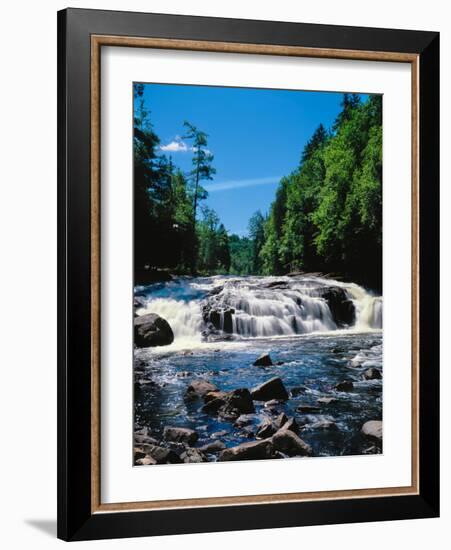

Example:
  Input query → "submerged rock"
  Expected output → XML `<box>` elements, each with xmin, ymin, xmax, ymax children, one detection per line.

<box><xmin>253</xmin><ymin>353</ymin><xmax>273</xmax><ymax>367</ymax></box>
<box><xmin>361</xmin><ymin>420</ymin><xmax>383</xmax><ymax>441</ymax></box>
<box><xmin>297</xmin><ymin>405</ymin><xmax>321</xmax><ymax>413</ymax></box>
<box><xmin>317</xmin><ymin>397</ymin><xmax>338</xmax><ymax>405</ymax></box>
<box><xmin>219</xmin><ymin>439</ymin><xmax>274</xmax><ymax>461</ymax></box>
<box><xmin>251</xmin><ymin>377</ymin><xmax>289</xmax><ymax>402</ymax></box>
<box><xmin>163</xmin><ymin>426</ymin><xmax>198</xmax><ymax>445</ymax></box>
<box><xmin>335</xmin><ymin>380</ymin><xmax>354</xmax><ymax>392</ymax></box>
<box><xmin>134</xmin><ymin>313</ymin><xmax>174</xmax><ymax>347</ymax></box>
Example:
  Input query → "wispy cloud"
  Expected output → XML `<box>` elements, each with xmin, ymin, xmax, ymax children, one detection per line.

<box><xmin>205</xmin><ymin>176</ymin><xmax>281</xmax><ymax>193</ymax></box>
<box><xmin>159</xmin><ymin>137</ymin><xmax>190</xmax><ymax>153</ymax></box>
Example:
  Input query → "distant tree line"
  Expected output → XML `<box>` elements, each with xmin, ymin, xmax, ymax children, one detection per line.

<box><xmin>134</xmin><ymin>84</ymin><xmax>382</xmax><ymax>289</ymax></box>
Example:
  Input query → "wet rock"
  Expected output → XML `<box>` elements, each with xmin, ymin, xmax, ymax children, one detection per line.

<box><xmin>134</xmin><ymin>313</ymin><xmax>174</xmax><ymax>347</ymax></box>
<box><xmin>134</xmin><ymin>448</ymin><xmax>146</xmax><ymax>461</ymax></box>
<box><xmin>297</xmin><ymin>405</ymin><xmax>320</xmax><ymax>413</ymax></box>
<box><xmin>253</xmin><ymin>353</ymin><xmax>273</xmax><ymax>367</ymax></box>
<box><xmin>281</xmin><ymin>417</ymin><xmax>300</xmax><ymax>435</ymax></box>
<box><xmin>203</xmin><ymin>390</ymin><xmax>227</xmax><ymax>403</ymax></box>
<box><xmin>317</xmin><ymin>397</ymin><xmax>338</xmax><ymax>405</ymax></box>
<box><xmin>180</xmin><ymin>448</ymin><xmax>208</xmax><ymax>463</ymax></box>
<box><xmin>335</xmin><ymin>380</ymin><xmax>354</xmax><ymax>392</ymax></box>
<box><xmin>234</xmin><ymin>414</ymin><xmax>258</xmax><ymax>428</ymax></box>
<box><xmin>271</xmin><ymin>429</ymin><xmax>312</xmax><ymax>457</ymax></box>
<box><xmin>361</xmin><ymin>420</ymin><xmax>383</xmax><ymax>441</ymax></box>
<box><xmin>315</xmin><ymin>286</ymin><xmax>355</xmax><ymax>327</ymax></box>
<box><xmin>219</xmin><ymin>388</ymin><xmax>255</xmax><ymax>419</ymax></box>
<box><xmin>255</xmin><ymin>419</ymin><xmax>278</xmax><ymax>439</ymax></box>
<box><xmin>186</xmin><ymin>379</ymin><xmax>218</xmax><ymax>399</ymax></box>
<box><xmin>163</xmin><ymin>426</ymin><xmax>198</xmax><ymax>445</ymax></box>
<box><xmin>201</xmin><ymin>396</ymin><xmax>226</xmax><ymax>414</ymax></box>
<box><xmin>219</xmin><ymin>439</ymin><xmax>274</xmax><ymax>461</ymax></box>
<box><xmin>199</xmin><ymin>440</ymin><xmax>226</xmax><ymax>454</ymax></box>
<box><xmin>274</xmin><ymin>412</ymin><xmax>289</xmax><ymax>429</ymax></box>
<box><xmin>144</xmin><ymin>445</ymin><xmax>182</xmax><ymax>464</ymax></box>
<box><xmin>135</xmin><ymin>455</ymin><xmax>157</xmax><ymax>466</ymax></box>
<box><xmin>290</xmin><ymin>386</ymin><xmax>308</xmax><ymax>397</ymax></box>
<box><xmin>251</xmin><ymin>377</ymin><xmax>289</xmax><ymax>402</ymax></box>
<box><xmin>363</xmin><ymin>368</ymin><xmax>382</xmax><ymax>380</ymax></box>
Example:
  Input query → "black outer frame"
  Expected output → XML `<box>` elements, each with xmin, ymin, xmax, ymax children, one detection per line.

<box><xmin>57</xmin><ymin>8</ymin><xmax>439</xmax><ymax>542</ymax></box>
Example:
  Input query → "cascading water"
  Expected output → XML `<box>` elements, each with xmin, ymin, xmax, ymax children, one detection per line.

<box><xmin>135</xmin><ymin>275</ymin><xmax>382</xmax><ymax>346</ymax></box>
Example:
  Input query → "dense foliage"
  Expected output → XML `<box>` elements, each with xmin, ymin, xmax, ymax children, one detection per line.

<box><xmin>133</xmin><ymin>85</ymin><xmax>382</xmax><ymax>289</ymax></box>
<box><xmin>259</xmin><ymin>93</ymin><xmax>382</xmax><ymax>289</ymax></box>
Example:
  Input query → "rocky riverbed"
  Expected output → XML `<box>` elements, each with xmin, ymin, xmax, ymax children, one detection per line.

<box><xmin>133</xmin><ymin>275</ymin><xmax>383</xmax><ymax>466</ymax></box>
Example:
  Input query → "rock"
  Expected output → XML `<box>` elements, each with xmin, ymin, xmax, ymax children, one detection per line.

<box><xmin>180</xmin><ymin>448</ymin><xmax>207</xmax><ymax>463</ymax></box>
<box><xmin>144</xmin><ymin>445</ymin><xmax>182</xmax><ymax>464</ymax></box>
<box><xmin>186</xmin><ymin>379</ymin><xmax>218</xmax><ymax>399</ymax></box>
<box><xmin>219</xmin><ymin>388</ymin><xmax>255</xmax><ymax>419</ymax></box>
<box><xmin>315</xmin><ymin>286</ymin><xmax>355</xmax><ymax>327</ymax></box>
<box><xmin>203</xmin><ymin>390</ymin><xmax>227</xmax><ymax>403</ymax></box>
<box><xmin>361</xmin><ymin>420</ymin><xmax>383</xmax><ymax>441</ymax></box>
<box><xmin>317</xmin><ymin>397</ymin><xmax>337</xmax><ymax>405</ymax></box>
<box><xmin>308</xmin><ymin>419</ymin><xmax>338</xmax><ymax>430</ymax></box>
<box><xmin>256</xmin><ymin>419</ymin><xmax>278</xmax><ymax>439</ymax></box>
<box><xmin>271</xmin><ymin>429</ymin><xmax>312</xmax><ymax>457</ymax></box>
<box><xmin>199</xmin><ymin>440</ymin><xmax>226</xmax><ymax>453</ymax></box>
<box><xmin>234</xmin><ymin>414</ymin><xmax>258</xmax><ymax>428</ymax></box>
<box><xmin>281</xmin><ymin>417</ymin><xmax>300</xmax><ymax>434</ymax></box>
<box><xmin>274</xmin><ymin>412</ymin><xmax>289</xmax><ymax>429</ymax></box>
<box><xmin>297</xmin><ymin>405</ymin><xmax>321</xmax><ymax>413</ymax></box>
<box><xmin>219</xmin><ymin>439</ymin><xmax>274</xmax><ymax>461</ymax></box>
<box><xmin>251</xmin><ymin>377</ymin><xmax>289</xmax><ymax>402</ymax></box>
<box><xmin>290</xmin><ymin>386</ymin><xmax>307</xmax><ymax>397</ymax></box>
<box><xmin>264</xmin><ymin>399</ymin><xmax>283</xmax><ymax>410</ymax></box>
<box><xmin>135</xmin><ymin>455</ymin><xmax>157</xmax><ymax>466</ymax></box>
<box><xmin>134</xmin><ymin>313</ymin><xmax>174</xmax><ymax>347</ymax></box>
<box><xmin>163</xmin><ymin>426</ymin><xmax>198</xmax><ymax>445</ymax></box>
<box><xmin>253</xmin><ymin>353</ymin><xmax>273</xmax><ymax>367</ymax></box>
<box><xmin>201</xmin><ymin>396</ymin><xmax>226</xmax><ymax>414</ymax></box>
<box><xmin>134</xmin><ymin>448</ymin><xmax>146</xmax><ymax>461</ymax></box>
<box><xmin>363</xmin><ymin>368</ymin><xmax>382</xmax><ymax>380</ymax></box>
<box><xmin>335</xmin><ymin>380</ymin><xmax>354</xmax><ymax>392</ymax></box>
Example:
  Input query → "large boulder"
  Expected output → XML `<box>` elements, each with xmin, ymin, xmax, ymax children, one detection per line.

<box><xmin>251</xmin><ymin>377</ymin><xmax>289</xmax><ymax>402</ymax></box>
<box><xmin>253</xmin><ymin>353</ymin><xmax>273</xmax><ymax>367</ymax></box>
<box><xmin>271</xmin><ymin>428</ymin><xmax>312</xmax><ymax>457</ymax></box>
<box><xmin>219</xmin><ymin>439</ymin><xmax>274</xmax><ymax>461</ymax></box>
<box><xmin>219</xmin><ymin>388</ymin><xmax>255</xmax><ymax>419</ymax></box>
<box><xmin>315</xmin><ymin>286</ymin><xmax>355</xmax><ymax>327</ymax></box>
<box><xmin>185</xmin><ymin>379</ymin><xmax>218</xmax><ymax>399</ymax></box>
<box><xmin>361</xmin><ymin>420</ymin><xmax>383</xmax><ymax>441</ymax></box>
<box><xmin>134</xmin><ymin>313</ymin><xmax>174</xmax><ymax>347</ymax></box>
<box><xmin>163</xmin><ymin>426</ymin><xmax>198</xmax><ymax>445</ymax></box>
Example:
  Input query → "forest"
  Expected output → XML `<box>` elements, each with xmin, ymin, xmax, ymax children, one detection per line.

<box><xmin>134</xmin><ymin>84</ymin><xmax>382</xmax><ymax>290</ymax></box>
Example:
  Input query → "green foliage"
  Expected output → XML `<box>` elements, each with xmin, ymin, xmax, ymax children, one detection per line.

<box><xmin>259</xmin><ymin>94</ymin><xmax>382</xmax><ymax>289</ymax></box>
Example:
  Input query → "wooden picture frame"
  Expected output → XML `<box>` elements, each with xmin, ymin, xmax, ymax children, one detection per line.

<box><xmin>57</xmin><ymin>8</ymin><xmax>439</xmax><ymax>541</ymax></box>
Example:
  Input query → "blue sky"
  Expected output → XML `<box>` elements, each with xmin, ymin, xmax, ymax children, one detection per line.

<box><xmin>139</xmin><ymin>83</ymin><xmax>362</xmax><ymax>235</ymax></box>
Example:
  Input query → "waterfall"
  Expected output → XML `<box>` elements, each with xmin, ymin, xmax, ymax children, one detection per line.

<box><xmin>135</xmin><ymin>275</ymin><xmax>382</xmax><ymax>345</ymax></box>
<box><xmin>136</xmin><ymin>297</ymin><xmax>204</xmax><ymax>346</ymax></box>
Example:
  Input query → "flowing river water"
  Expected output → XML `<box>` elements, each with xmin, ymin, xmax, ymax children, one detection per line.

<box><xmin>134</xmin><ymin>275</ymin><xmax>383</xmax><ymax>461</ymax></box>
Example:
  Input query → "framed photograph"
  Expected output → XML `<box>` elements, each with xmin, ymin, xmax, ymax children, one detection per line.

<box><xmin>57</xmin><ymin>8</ymin><xmax>439</xmax><ymax>541</ymax></box>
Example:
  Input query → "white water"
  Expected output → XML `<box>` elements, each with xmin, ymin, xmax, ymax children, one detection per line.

<box><xmin>136</xmin><ymin>275</ymin><xmax>382</xmax><ymax>346</ymax></box>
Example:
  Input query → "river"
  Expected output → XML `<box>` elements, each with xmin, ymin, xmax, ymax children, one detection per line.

<box><xmin>134</xmin><ymin>275</ymin><xmax>383</xmax><ymax>462</ymax></box>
